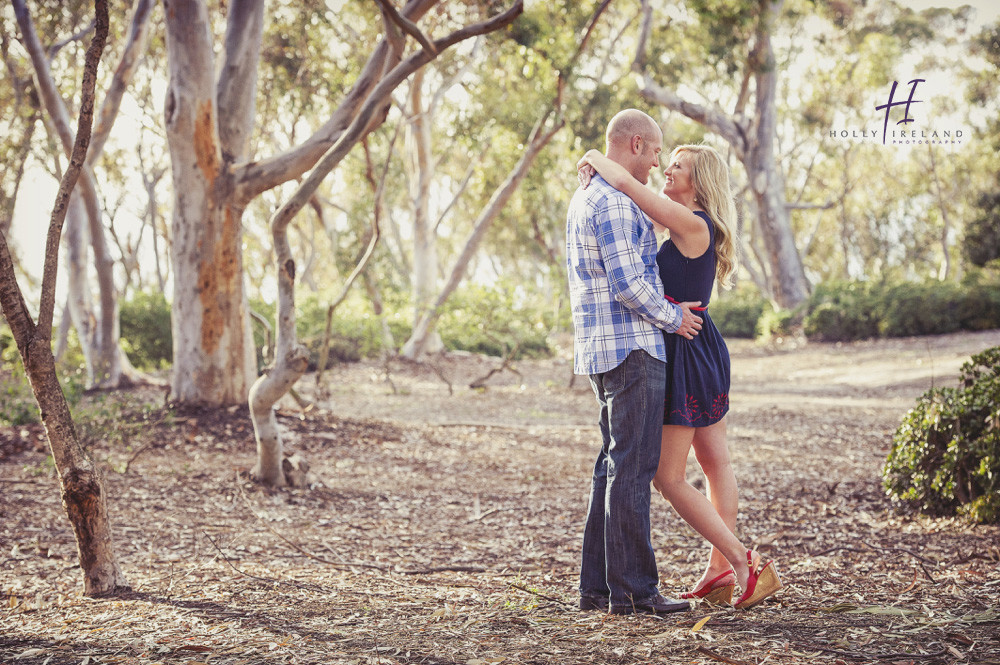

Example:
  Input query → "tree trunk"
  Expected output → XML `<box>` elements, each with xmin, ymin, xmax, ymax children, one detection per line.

<box><xmin>161</xmin><ymin>0</ymin><xmax>442</xmax><ymax>405</ymax></box>
<box><xmin>926</xmin><ymin>142</ymin><xmax>952</xmax><ymax>280</ymax></box>
<box><xmin>0</xmin><ymin>0</ymin><xmax>127</xmax><ymax>597</ymax></box>
<box><xmin>407</xmin><ymin>68</ymin><xmax>443</xmax><ymax>354</ymax></box>
<box><xmin>14</xmin><ymin>0</ymin><xmax>154</xmax><ymax>389</ymax></box>
<box><xmin>247</xmin><ymin>1</ymin><xmax>524</xmax><ymax>485</ymax></box>
<box><xmin>636</xmin><ymin>0</ymin><xmax>810</xmax><ymax>309</ymax></box>
<box><xmin>401</xmin><ymin>113</ymin><xmax>563</xmax><ymax>359</ymax></box>
<box><xmin>162</xmin><ymin>0</ymin><xmax>259</xmax><ymax>405</ymax></box>
<box><xmin>745</xmin><ymin>0</ymin><xmax>809</xmax><ymax>308</ymax></box>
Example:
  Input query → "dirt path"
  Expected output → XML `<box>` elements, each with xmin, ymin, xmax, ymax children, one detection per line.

<box><xmin>2</xmin><ymin>329</ymin><xmax>999</xmax><ymax>665</ymax></box>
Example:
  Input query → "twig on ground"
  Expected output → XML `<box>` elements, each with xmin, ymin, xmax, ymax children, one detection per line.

<box><xmin>506</xmin><ymin>582</ymin><xmax>575</xmax><ymax>608</ymax></box>
<box><xmin>234</xmin><ymin>471</ymin><xmax>387</xmax><ymax>571</ymax></box>
<box><xmin>862</xmin><ymin>540</ymin><xmax>937</xmax><ymax>566</ymax></box>
<box><xmin>121</xmin><ymin>440</ymin><xmax>163</xmax><ymax>474</ymax></box>
<box><xmin>469</xmin><ymin>342</ymin><xmax>521</xmax><ymax>389</ymax></box>
<box><xmin>427</xmin><ymin>359</ymin><xmax>453</xmax><ymax>395</ymax></box>
<box><xmin>696</xmin><ymin>646</ymin><xmax>752</xmax><ymax>665</ymax></box>
<box><xmin>201</xmin><ymin>531</ymin><xmax>330</xmax><ymax>593</ymax></box>
<box><xmin>803</xmin><ymin>644</ymin><xmax>949</xmax><ymax>661</ymax></box>
<box><xmin>399</xmin><ymin>565</ymin><xmax>487</xmax><ymax>575</ymax></box>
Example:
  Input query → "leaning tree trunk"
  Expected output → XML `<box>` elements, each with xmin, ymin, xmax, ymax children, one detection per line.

<box><xmin>401</xmin><ymin>112</ymin><xmax>563</xmax><ymax>359</ymax></box>
<box><xmin>743</xmin><ymin>0</ymin><xmax>809</xmax><ymax>308</ymax></box>
<box><xmin>14</xmin><ymin>0</ymin><xmax>154</xmax><ymax>389</ymax></box>
<box><xmin>0</xmin><ymin>0</ymin><xmax>127</xmax><ymax>597</ymax></box>
<box><xmin>248</xmin><ymin>1</ymin><xmax>525</xmax><ymax>485</ymax></box>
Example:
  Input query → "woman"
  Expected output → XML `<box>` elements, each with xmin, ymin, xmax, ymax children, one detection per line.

<box><xmin>578</xmin><ymin>144</ymin><xmax>781</xmax><ymax>609</ymax></box>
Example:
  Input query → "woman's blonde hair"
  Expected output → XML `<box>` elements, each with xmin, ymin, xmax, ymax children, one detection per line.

<box><xmin>670</xmin><ymin>144</ymin><xmax>739</xmax><ymax>289</ymax></box>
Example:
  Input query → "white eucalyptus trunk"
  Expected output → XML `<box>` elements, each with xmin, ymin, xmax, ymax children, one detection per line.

<box><xmin>401</xmin><ymin>113</ymin><xmax>563</xmax><ymax>359</ymax></box>
<box><xmin>63</xmin><ymin>194</ymin><xmax>97</xmax><ymax>381</ymax></box>
<box><xmin>636</xmin><ymin>0</ymin><xmax>809</xmax><ymax>309</ymax></box>
<box><xmin>248</xmin><ymin>1</ymin><xmax>524</xmax><ymax>484</ymax></box>
<box><xmin>407</xmin><ymin>69</ymin><xmax>443</xmax><ymax>354</ymax></box>
<box><xmin>14</xmin><ymin>0</ymin><xmax>153</xmax><ymax>388</ymax></box>
<box><xmin>745</xmin><ymin>0</ymin><xmax>809</xmax><ymax>308</ymax></box>
<box><xmin>162</xmin><ymin>0</ymin><xmax>259</xmax><ymax>405</ymax></box>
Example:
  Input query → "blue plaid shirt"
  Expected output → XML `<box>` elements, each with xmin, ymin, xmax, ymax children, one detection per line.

<box><xmin>566</xmin><ymin>175</ymin><xmax>683</xmax><ymax>375</ymax></box>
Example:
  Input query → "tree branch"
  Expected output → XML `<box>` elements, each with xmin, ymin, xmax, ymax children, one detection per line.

<box><xmin>234</xmin><ymin>0</ymin><xmax>440</xmax><ymax>202</ymax></box>
<box><xmin>374</xmin><ymin>0</ymin><xmax>437</xmax><ymax>55</ymax></box>
<box><xmin>37</xmin><ymin>0</ymin><xmax>109</xmax><ymax>335</ymax></box>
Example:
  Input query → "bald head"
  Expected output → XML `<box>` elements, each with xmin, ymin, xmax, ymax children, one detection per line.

<box><xmin>604</xmin><ymin>109</ymin><xmax>663</xmax><ymax>184</ymax></box>
<box><xmin>606</xmin><ymin>109</ymin><xmax>661</xmax><ymax>151</ymax></box>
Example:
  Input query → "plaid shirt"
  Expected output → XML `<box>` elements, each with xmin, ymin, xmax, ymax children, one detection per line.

<box><xmin>566</xmin><ymin>175</ymin><xmax>682</xmax><ymax>375</ymax></box>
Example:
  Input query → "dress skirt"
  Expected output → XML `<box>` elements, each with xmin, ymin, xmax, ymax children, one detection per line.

<box><xmin>662</xmin><ymin>310</ymin><xmax>730</xmax><ymax>427</ymax></box>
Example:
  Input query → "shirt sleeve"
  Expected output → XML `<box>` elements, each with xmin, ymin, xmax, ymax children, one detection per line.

<box><xmin>593</xmin><ymin>194</ymin><xmax>683</xmax><ymax>334</ymax></box>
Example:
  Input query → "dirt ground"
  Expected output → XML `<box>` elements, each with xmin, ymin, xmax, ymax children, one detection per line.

<box><xmin>2</xmin><ymin>329</ymin><xmax>1000</xmax><ymax>665</ymax></box>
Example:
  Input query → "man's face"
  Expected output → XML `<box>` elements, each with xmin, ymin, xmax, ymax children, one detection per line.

<box><xmin>632</xmin><ymin>130</ymin><xmax>663</xmax><ymax>185</ymax></box>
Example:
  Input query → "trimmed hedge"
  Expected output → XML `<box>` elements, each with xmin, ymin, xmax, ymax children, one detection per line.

<box><xmin>802</xmin><ymin>271</ymin><xmax>1000</xmax><ymax>342</ymax></box>
<box><xmin>882</xmin><ymin>346</ymin><xmax>1000</xmax><ymax>523</ymax></box>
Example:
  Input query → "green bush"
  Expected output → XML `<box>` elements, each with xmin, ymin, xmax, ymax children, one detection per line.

<box><xmin>711</xmin><ymin>289</ymin><xmax>771</xmax><ymax>338</ymax></box>
<box><xmin>878</xmin><ymin>281</ymin><xmax>963</xmax><ymax>338</ymax></box>
<box><xmin>803</xmin><ymin>280</ymin><xmax>882</xmax><ymax>341</ymax></box>
<box><xmin>120</xmin><ymin>291</ymin><xmax>172</xmax><ymax>370</ymax></box>
<box><xmin>756</xmin><ymin>307</ymin><xmax>798</xmax><ymax>340</ymax></box>
<box><xmin>803</xmin><ymin>275</ymin><xmax>1000</xmax><ymax>342</ymax></box>
<box><xmin>883</xmin><ymin>346</ymin><xmax>1000</xmax><ymax>523</ymax></box>
<box><xmin>438</xmin><ymin>283</ymin><xmax>554</xmax><ymax>359</ymax></box>
<box><xmin>1</xmin><ymin>329</ymin><xmax>38</xmax><ymax>426</ymax></box>
<box><xmin>250</xmin><ymin>295</ymin><xmax>411</xmax><ymax>370</ymax></box>
<box><xmin>1</xmin><ymin>325</ymin><xmax>87</xmax><ymax>426</ymax></box>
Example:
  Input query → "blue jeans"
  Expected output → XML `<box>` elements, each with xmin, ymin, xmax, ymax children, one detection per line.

<box><xmin>580</xmin><ymin>349</ymin><xmax>665</xmax><ymax>605</ymax></box>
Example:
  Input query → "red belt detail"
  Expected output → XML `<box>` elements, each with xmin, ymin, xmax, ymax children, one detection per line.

<box><xmin>665</xmin><ymin>294</ymin><xmax>707</xmax><ymax>311</ymax></box>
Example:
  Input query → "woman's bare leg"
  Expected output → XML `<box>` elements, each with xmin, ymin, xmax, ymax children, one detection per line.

<box><xmin>652</xmin><ymin>423</ymin><xmax>749</xmax><ymax>592</ymax></box>
<box><xmin>690</xmin><ymin>418</ymin><xmax>739</xmax><ymax>588</ymax></box>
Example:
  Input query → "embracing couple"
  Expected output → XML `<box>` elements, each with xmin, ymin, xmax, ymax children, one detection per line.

<box><xmin>566</xmin><ymin>109</ymin><xmax>782</xmax><ymax>615</ymax></box>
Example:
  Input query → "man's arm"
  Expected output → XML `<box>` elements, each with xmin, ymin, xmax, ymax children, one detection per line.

<box><xmin>594</xmin><ymin>195</ymin><xmax>702</xmax><ymax>336</ymax></box>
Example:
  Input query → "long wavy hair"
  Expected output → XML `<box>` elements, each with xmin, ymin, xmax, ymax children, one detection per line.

<box><xmin>670</xmin><ymin>145</ymin><xmax>739</xmax><ymax>289</ymax></box>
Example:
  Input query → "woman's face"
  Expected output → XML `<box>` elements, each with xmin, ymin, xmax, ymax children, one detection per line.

<box><xmin>662</xmin><ymin>151</ymin><xmax>695</xmax><ymax>200</ymax></box>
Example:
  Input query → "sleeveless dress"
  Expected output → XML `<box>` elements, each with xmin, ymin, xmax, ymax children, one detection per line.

<box><xmin>657</xmin><ymin>211</ymin><xmax>730</xmax><ymax>427</ymax></box>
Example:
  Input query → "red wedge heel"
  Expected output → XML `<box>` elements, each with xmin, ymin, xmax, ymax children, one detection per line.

<box><xmin>679</xmin><ymin>570</ymin><xmax>736</xmax><ymax>604</ymax></box>
<box><xmin>734</xmin><ymin>550</ymin><xmax>782</xmax><ymax>609</ymax></box>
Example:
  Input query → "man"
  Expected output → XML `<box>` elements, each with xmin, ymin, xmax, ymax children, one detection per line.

<box><xmin>567</xmin><ymin>109</ymin><xmax>702</xmax><ymax>615</ymax></box>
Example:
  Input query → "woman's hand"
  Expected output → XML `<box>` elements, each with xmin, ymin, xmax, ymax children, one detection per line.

<box><xmin>577</xmin><ymin>150</ymin><xmax>603</xmax><ymax>189</ymax></box>
<box><xmin>577</xmin><ymin>161</ymin><xmax>596</xmax><ymax>189</ymax></box>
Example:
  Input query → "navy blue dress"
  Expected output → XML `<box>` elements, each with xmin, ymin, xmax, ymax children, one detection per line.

<box><xmin>657</xmin><ymin>211</ymin><xmax>730</xmax><ymax>427</ymax></box>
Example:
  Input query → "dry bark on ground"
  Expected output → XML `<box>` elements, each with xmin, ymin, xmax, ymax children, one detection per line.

<box><xmin>2</xmin><ymin>330</ymin><xmax>999</xmax><ymax>665</ymax></box>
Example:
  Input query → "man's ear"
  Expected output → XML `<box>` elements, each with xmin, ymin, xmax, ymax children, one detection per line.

<box><xmin>632</xmin><ymin>136</ymin><xmax>643</xmax><ymax>154</ymax></box>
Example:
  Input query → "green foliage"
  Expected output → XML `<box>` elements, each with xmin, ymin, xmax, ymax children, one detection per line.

<box><xmin>756</xmin><ymin>307</ymin><xmax>798</xmax><ymax>341</ymax></box>
<box><xmin>803</xmin><ymin>280</ymin><xmax>882</xmax><ymax>341</ymax></box>
<box><xmin>437</xmin><ymin>282</ymin><xmax>555</xmax><ymax>359</ymax></box>
<box><xmin>119</xmin><ymin>291</ymin><xmax>173</xmax><ymax>371</ymax></box>
<box><xmin>883</xmin><ymin>346</ymin><xmax>1000</xmax><ymax>523</ymax></box>
<box><xmin>878</xmin><ymin>281</ymin><xmax>964</xmax><ymax>338</ymax></box>
<box><xmin>803</xmin><ymin>275</ymin><xmax>1000</xmax><ymax>342</ymax></box>
<box><xmin>710</xmin><ymin>288</ymin><xmax>772</xmax><ymax>338</ymax></box>
<box><xmin>1</xmin><ymin>329</ymin><xmax>38</xmax><ymax>426</ymax></box>
<box><xmin>963</xmin><ymin>190</ymin><xmax>1000</xmax><ymax>267</ymax></box>
<box><xmin>1</xmin><ymin>325</ymin><xmax>88</xmax><ymax>426</ymax></box>
<box><xmin>293</xmin><ymin>296</ymin><xmax>411</xmax><ymax>368</ymax></box>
